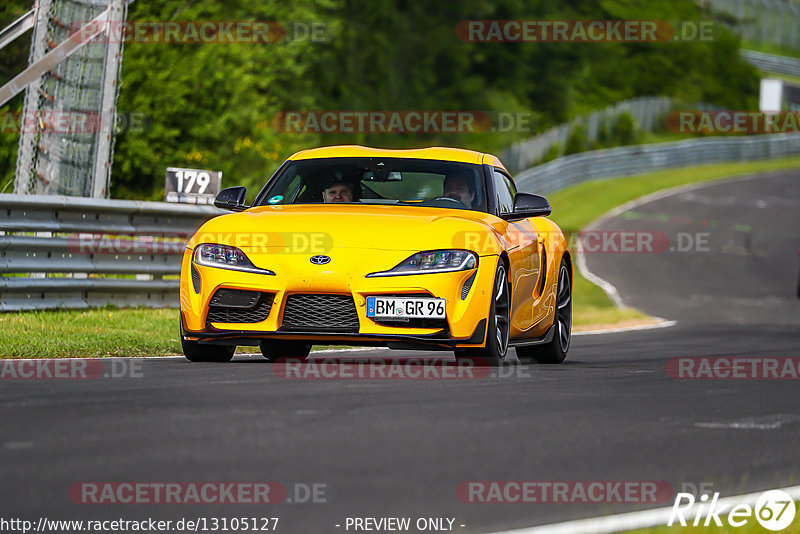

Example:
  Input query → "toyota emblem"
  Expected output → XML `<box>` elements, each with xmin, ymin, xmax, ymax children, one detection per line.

<box><xmin>310</xmin><ymin>255</ymin><xmax>331</xmax><ymax>265</ymax></box>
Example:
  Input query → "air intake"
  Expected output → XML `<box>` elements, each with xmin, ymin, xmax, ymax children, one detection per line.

<box><xmin>281</xmin><ymin>294</ymin><xmax>359</xmax><ymax>332</ymax></box>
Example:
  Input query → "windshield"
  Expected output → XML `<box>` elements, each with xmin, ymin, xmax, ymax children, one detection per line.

<box><xmin>257</xmin><ymin>157</ymin><xmax>487</xmax><ymax>212</ymax></box>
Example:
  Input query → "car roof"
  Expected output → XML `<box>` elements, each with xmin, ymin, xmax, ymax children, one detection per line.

<box><xmin>287</xmin><ymin>145</ymin><xmax>509</xmax><ymax>173</ymax></box>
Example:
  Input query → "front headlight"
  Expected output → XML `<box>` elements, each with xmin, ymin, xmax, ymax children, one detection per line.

<box><xmin>193</xmin><ymin>244</ymin><xmax>275</xmax><ymax>275</ymax></box>
<box><xmin>366</xmin><ymin>250</ymin><xmax>477</xmax><ymax>277</ymax></box>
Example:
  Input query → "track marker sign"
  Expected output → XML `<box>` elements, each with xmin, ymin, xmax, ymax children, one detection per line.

<box><xmin>165</xmin><ymin>167</ymin><xmax>221</xmax><ymax>204</ymax></box>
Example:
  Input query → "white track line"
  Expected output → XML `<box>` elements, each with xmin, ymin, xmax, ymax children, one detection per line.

<box><xmin>489</xmin><ymin>484</ymin><xmax>800</xmax><ymax>534</ymax></box>
<box><xmin>574</xmin><ymin>183</ymin><xmax>709</xmax><ymax>312</ymax></box>
<box><xmin>0</xmin><ymin>347</ymin><xmax>394</xmax><ymax>360</ymax></box>
<box><xmin>573</xmin><ymin>176</ymin><xmax>758</xmax><ymax>325</ymax></box>
<box><xmin>573</xmin><ymin>319</ymin><xmax>676</xmax><ymax>336</ymax></box>
<box><xmin>575</xmin><ymin>245</ymin><xmax>625</xmax><ymax>308</ymax></box>
<box><xmin>310</xmin><ymin>346</ymin><xmax>390</xmax><ymax>354</ymax></box>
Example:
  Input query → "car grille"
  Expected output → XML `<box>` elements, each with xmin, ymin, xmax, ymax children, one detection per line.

<box><xmin>206</xmin><ymin>290</ymin><xmax>274</xmax><ymax>324</ymax></box>
<box><xmin>281</xmin><ymin>294</ymin><xmax>360</xmax><ymax>332</ymax></box>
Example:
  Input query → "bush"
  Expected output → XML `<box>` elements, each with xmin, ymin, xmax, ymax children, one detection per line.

<box><xmin>540</xmin><ymin>143</ymin><xmax>562</xmax><ymax>164</ymax></box>
<box><xmin>564</xmin><ymin>123</ymin><xmax>589</xmax><ymax>155</ymax></box>
<box><xmin>596</xmin><ymin>119</ymin><xmax>612</xmax><ymax>148</ymax></box>
<box><xmin>613</xmin><ymin>112</ymin><xmax>640</xmax><ymax>146</ymax></box>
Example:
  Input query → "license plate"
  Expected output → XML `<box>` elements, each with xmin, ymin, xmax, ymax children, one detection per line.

<box><xmin>366</xmin><ymin>297</ymin><xmax>446</xmax><ymax>319</ymax></box>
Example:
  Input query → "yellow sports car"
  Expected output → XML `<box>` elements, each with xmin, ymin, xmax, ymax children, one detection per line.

<box><xmin>179</xmin><ymin>146</ymin><xmax>571</xmax><ymax>366</ymax></box>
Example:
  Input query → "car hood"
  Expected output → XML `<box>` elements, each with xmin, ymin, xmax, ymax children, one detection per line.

<box><xmin>188</xmin><ymin>204</ymin><xmax>507</xmax><ymax>254</ymax></box>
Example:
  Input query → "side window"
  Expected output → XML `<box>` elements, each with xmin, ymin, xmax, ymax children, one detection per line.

<box><xmin>492</xmin><ymin>169</ymin><xmax>516</xmax><ymax>216</ymax></box>
<box><xmin>284</xmin><ymin>174</ymin><xmax>304</xmax><ymax>203</ymax></box>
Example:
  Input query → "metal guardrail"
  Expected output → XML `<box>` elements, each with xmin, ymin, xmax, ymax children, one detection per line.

<box><xmin>742</xmin><ymin>50</ymin><xmax>800</xmax><ymax>78</ymax></box>
<box><xmin>514</xmin><ymin>133</ymin><xmax>800</xmax><ymax>195</ymax></box>
<box><xmin>0</xmin><ymin>195</ymin><xmax>221</xmax><ymax>311</ymax></box>
<box><xmin>502</xmin><ymin>97</ymin><xmax>675</xmax><ymax>174</ymax></box>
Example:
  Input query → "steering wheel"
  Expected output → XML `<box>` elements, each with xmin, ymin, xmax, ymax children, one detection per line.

<box><xmin>430</xmin><ymin>196</ymin><xmax>468</xmax><ymax>208</ymax></box>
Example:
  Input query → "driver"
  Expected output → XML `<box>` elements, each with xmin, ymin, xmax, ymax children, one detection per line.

<box><xmin>442</xmin><ymin>170</ymin><xmax>476</xmax><ymax>207</ymax></box>
<box><xmin>322</xmin><ymin>173</ymin><xmax>357</xmax><ymax>203</ymax></box>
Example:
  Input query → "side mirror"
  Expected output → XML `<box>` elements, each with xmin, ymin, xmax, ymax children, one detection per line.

<box><xmin>502</xmin><ymin>193</ymin><xmax>552</xmax><ymax>220</ymax></box>
<box><xmin>214</xmin><ymin>186</ymin><xmax>249</xmax><ymax>212</ymax></box>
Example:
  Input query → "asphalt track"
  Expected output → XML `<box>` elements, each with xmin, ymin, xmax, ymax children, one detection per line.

<box><xmin>1</xmin><ymin>170</ymin><xmax>799</xmax><ymax>533</ymax></box>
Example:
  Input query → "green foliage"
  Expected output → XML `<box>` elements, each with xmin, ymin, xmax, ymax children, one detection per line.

<box><xmin>596</xmin><ymin>118</ymin><xmax>612</xmax><ymax>148</ymax></box>
<box><xmin>0</xmin><ymin>2</ymin><xmax>33</xmax><ymax>192</ymax></box>
<box><xmin>0</xmin><ymin>0</ymin><xmax>761</xmax><ymax>198</ymax></box>
<box><xmin>564</xmin><ymin>123</ymin><xmax>589</xmax><ymax>155</ymax></box>
<box><xmin>541</xmin><ymin>143</ymin><xmax>562</xmax><ymax>163</ymax></box>
<box><xmin>111</xmin><ymin>0</ymin><xmax>330</xmax><ymax>200</ymax></box>
<box><xmin>613</xmin><ymin>111</ymin><xmax>640</xmax><ymax>145</ymax></box>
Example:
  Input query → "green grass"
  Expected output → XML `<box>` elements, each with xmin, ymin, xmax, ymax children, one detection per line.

<box><xmin>0</xmin><ymin>307</ymin><xmax>182</xmax><ymax>358</ymax></box>
<box><xmin>741</xmin><ymin>42</ymin><xmax>800</xmax><ymax>85</ymax></box>
<box><xmin>0</xmin><ymin>306</ymin><xmax>359</xmax><ymax>358</ymax></box>
<box><xmin>742</xmin><ymin>41</ymin><xmax>800</xmax><ymax>61</ymax></box>
<box><xmin>761</xmin><ymin>71</ymin><xmax>800</xmax><ymax>86</ymax></box>
<box><xmin>637</xmin><ymin>131</ymin><xmax>696</xmax><ymax>145</ymax></box>
<box><xmin>2</xmin><ymin>156</ymin><xmax>800</xmax><ymax>357</ymax></box>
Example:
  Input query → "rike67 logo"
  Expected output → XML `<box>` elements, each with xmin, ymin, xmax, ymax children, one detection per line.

<box><xmin>668</xmin><ymin>489</ymin><xmax>796</xmax><ymax>531</ymax></box>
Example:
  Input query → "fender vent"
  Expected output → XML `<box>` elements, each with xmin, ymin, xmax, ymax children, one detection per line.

<box><xmin>460</xmin><ymin>271</ymin><xmax>477</xmax><ymax>300</ymax></box>
<box><xmin>536</xmin><ymin>244</ymin><xmax>547</xmax><ymax>297</ymax></box>
<box><xmin>191</xmin><ymin>263</ymin><xmax>201</xmax><ymax>294</ymax></box>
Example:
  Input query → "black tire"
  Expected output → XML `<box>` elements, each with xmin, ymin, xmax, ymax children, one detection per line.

<box><xmin>260</xmin><ymin>340</ymin><xmax>312</xmax><ymax>361</ymax></box>
<box><xmin>456</xmin><ymin>260</ymin><xmax>511</xmax><ymax>367</ymax></box>
<box><xmin>518</xmin><ymin>257</ymin><xmax>571</xmax><ymax>364</ymax></box>
<box><xmin>181</xmin><ymin>337</ymin><xmax>235</xmax><ymax>362</ymax></box>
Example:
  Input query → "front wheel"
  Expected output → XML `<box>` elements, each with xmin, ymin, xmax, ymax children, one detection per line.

<box><xmin>181</xmin><ymin>337</ymin><xmax>235</xmax><ymax>362</ymax></box>
<box><xmin>518</xmin><ymin>257</ymin><xmax>571</xmax><ymax>364</ymax></box>
<box><xmin>456</xmin><ymin>260</ymin><xmax>511</xmax><ymax>367</ymax></box>
<box><xmin>260</xmin><ymin>340</ymin><xmax>312</xmax><ymax>361</ymax></box>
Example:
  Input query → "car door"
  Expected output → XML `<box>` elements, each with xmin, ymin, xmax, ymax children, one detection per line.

<box><xmin>491</xmin><ymin>168</ymin><xmax>541</xmax><ymax>336</ymax></box>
